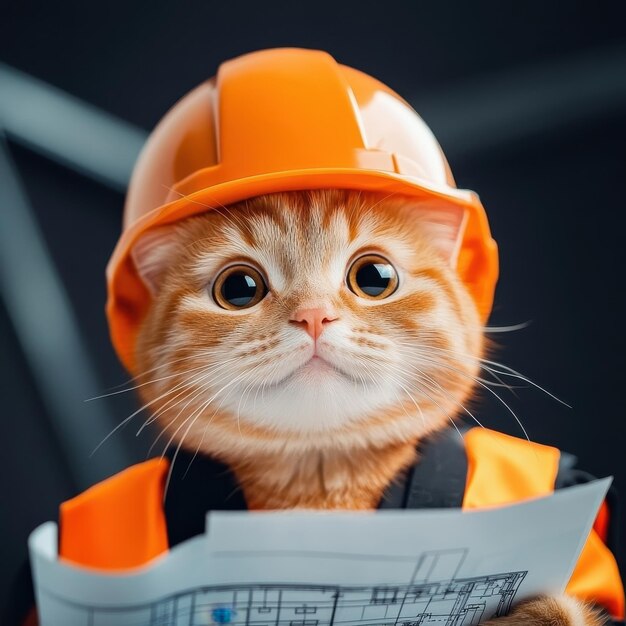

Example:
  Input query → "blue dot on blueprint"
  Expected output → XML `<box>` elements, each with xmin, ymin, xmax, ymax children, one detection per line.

<box><xmin>212</xmin><ymin>607</ymin><xmax>236</xmax><ymax>624</ymax></box>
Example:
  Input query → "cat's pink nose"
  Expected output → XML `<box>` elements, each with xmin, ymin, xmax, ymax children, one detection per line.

<box><xmin>289</xmin><ymin>307</ymin><xmax>339</xmax><ymax>340</ymax></box>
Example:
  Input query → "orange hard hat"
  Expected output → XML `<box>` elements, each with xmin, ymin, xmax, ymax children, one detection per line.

<box><xmin>107</xmin><ymin>47</ymin><xmax>498</xmax><ymax>374</ymax></box>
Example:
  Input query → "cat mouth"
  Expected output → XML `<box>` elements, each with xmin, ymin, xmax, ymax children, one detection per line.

<box><xmin>304</xmin><ymin>355</ymin><xmax>332</xmax><ymax>368</ymax></box>
<box><xmin>264</xmin><ymin>355</ymin><xmax>357</xmax><ymax>388</ymax></box>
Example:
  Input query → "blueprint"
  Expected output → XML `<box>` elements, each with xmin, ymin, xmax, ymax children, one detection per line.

<box><xmin>29</xmin><ymin>478</ymin><xmax>611</xmax><ymax>626</ymax></box>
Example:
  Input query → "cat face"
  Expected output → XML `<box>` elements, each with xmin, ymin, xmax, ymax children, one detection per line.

<box><xmin>133</xmin><ymin>190</ymin><xmax>483</xmax><ymax>458</ymax></box>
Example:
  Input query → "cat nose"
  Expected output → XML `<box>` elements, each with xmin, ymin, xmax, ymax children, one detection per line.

<box><xmin>289</xmin><ymin>307</ymin><xmax>339</xmax><ymax>340</ymax></box>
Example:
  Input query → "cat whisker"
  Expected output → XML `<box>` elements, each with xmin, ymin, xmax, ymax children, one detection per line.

<box><xmin>478</xmin><ymin>362</ymin><xmax>570</xmax><ymax>407</ymax></box>
<box><xmin>145</xmin><ymin>364</ymin><xmax>242</xmax><ymax>456</ymax></box>
<box><xmin>257</xmin><ymin>355</ymin><xmax>299</xmax><ymax>418</ymax></box>
<box><xmin>352</xmin><ymin>351</ymin><xmax>401</xmax><ymax>388</ymax></box>
<box><xmin>407</xmin><ymin>344</ymin><xmax>520</xmax><ymax>393</ymax></box>
<box><xmin>182</xmin><ymin>425</ymin><xmax>208</xmax><ymax>480</ymax></box>
<box><xmin>161</xmin><ymin>366</ymin><xmax>255</xmax><ymax>502</ymax></box>
<box><xmin>190</xmin><ymin>363</ymin><xmax>257</xmax><ymax>446</ymax></box>
<box><xmin>137</xmin><ymin>359</ymin><xmax>241</xmax><ymax>435</ymax></box>
<box><xmin>162</xmin><ymin>364</ymin><xmax>252</xmax><ymax>456</ymax></box>
<box><xmin>147</xmin><ymin>384</ymin><xmax>221</xmax><ymax>457</ymax></box>
<box><xmin>85</xmin><ymin>359</ymin><xmax>217</xmax><ymax>401</ymax></box>
<box><xmin>416</xmin><ymin>342</ymin><xmax>571</xmax><ymax>408</ymax></box>
<box><xmin>394</xmin><ymin>333</ymin><xmax>569</xmax><ymax>406</ymax></box>
<box><xmin>89</xmin><ymin>367</ymin><xmax>213</xmax><ymax>457</ymax></box>
<box><xmin>361</xmin><ymin>357</ymin><xmax>427</xmax><ymax>430</ymax></box>
<box><xmin>390</xmin><ymin>364</ymin><xmax>484</xmax><ymax>428</ymax></box>
<box><xmin>84</xmin><ymin>348</ymin><xmax>226</xmax><ymax>400</ymax></box>
<box><xmin>95</xmin><ymin>356</ymin><xmax>241</xmax><ymax>457</ymax></box>
<box><xmin>259</xmin><ymin>354</ymin><xmax>286</xmax><ymax>406</ymax></box>
<box><xmin>380</xmin><ymin>360</ymin><xmax>463</xmax><ymax>440</ymax></box>
<box><xmin>403</xmin><ymin>362</ymin><xmax>486</xmax><ymax>430</ymax></box>
<box><xmin>157</xmin><ymin>369</ymin><xmax>243</xmax><ymax>470</ymax></box>
<box><xmin>402</xmin><ymin>350</ymin><xmax>533</xmax><ymax>444</ymax></box>
<box><xmin>136</xmin><ymin>360</ymin><xmax>241</xmax><ymax>440</ymax></box>
<box><xmin>143</xmin><ymin>381</ymin><xmax>209</xmax><ymax>449</ymax></box>
<box><xmin>235</xmin><ymin>360</ymin><xmax>269</xmax><ymax>437</ymax></box>
<box><xmin>185</xmin><ymin>390</ymin><xmax>238</xmax><ymax>478</ymax></box>
<box><xmin>481</xmin><ymin>321</ymin><xmax>532</xmax><ymax>333</ymax></box>
<box><xmin>352</xmin><ymin>358</ymin><xmax>373</xmax><ymax>394</ymax></box>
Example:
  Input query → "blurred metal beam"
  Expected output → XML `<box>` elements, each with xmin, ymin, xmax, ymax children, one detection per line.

<box><xmin>0</xmin><ymin>136</ymin><xmax>131</xmax><ymax>489</ymax></box>
<box><xmin>0</xmin><ymin>64</ymin><xmax>146</xmax><ymax>193</ymax></box>
<box><xmin>415</xmin><ymin>43</ymin><xmax>626</xmax><ymax>161</ymax></box>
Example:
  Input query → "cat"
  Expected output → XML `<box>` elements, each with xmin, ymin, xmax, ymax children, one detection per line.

<box><xmin>130</xmin><ymin>188</ymin><xmax>606</xmax><ymax>626</ymax></box>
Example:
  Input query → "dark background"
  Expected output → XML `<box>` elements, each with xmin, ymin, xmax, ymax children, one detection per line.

<box><xmin>1</xmin><ymin>0</ymin><xmax>625</xmax><ymax>619</ymax></box>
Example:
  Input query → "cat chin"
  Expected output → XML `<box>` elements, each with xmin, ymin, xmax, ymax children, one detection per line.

<box><xmin>217</xmin><ymin>370</ymin><xmax>402</xmax><ymax>434</ymax></box>
<box><xmin>173</xmin><ymin>401</ymin><xmax>438</xmax><ymax>462</ymax></box>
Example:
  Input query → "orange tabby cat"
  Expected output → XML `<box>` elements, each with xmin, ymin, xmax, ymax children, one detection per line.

<box><xmin>131</xmin><ymin>189</ymin><xmax>606</xmax><ymax>626</ymax></box>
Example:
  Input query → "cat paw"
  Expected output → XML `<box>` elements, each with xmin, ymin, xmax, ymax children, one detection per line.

<box><xmin>481</xmin><ymin>595</ymin><xmax>608</xmax><ymax>626</ymax></box>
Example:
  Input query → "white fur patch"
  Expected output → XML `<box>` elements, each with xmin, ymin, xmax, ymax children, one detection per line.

<box><xmin>554</xmin><ymin>595</ymin><xmax>593</xmax><ymax>626</ymax></box>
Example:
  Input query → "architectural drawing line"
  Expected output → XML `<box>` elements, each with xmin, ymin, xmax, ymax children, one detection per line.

<box><xmin>41</xmin><ymin>570</ymin><xmax>528</xmax><ymax>626</ymax></box>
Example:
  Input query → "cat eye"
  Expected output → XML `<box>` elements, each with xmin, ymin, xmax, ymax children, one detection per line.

<box><xmin>212</xmin><ymin>265</ymin><xmax>268</xmax><ymax>310</ymax></box>
<box><xmin>346</xmin><ymin>254</ymin><xmax>398</xmax><ymax>300</ymax></box>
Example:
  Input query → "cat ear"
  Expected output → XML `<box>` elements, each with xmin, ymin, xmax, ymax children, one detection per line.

<box><xmin>413</xmin><ymin>203</ymin><xmax>468</xmax><ymax>267</ymax></box>
<box><xmin>131</xmin><ymin>226</ymin><xmax>180</xmax><ymax>295</ymax></box>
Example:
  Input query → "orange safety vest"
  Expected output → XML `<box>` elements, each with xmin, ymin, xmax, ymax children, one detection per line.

<box><xmin>58</xmin><ymin>426</ymin><xmax>625</xmax><ymax>620</ymax></box>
